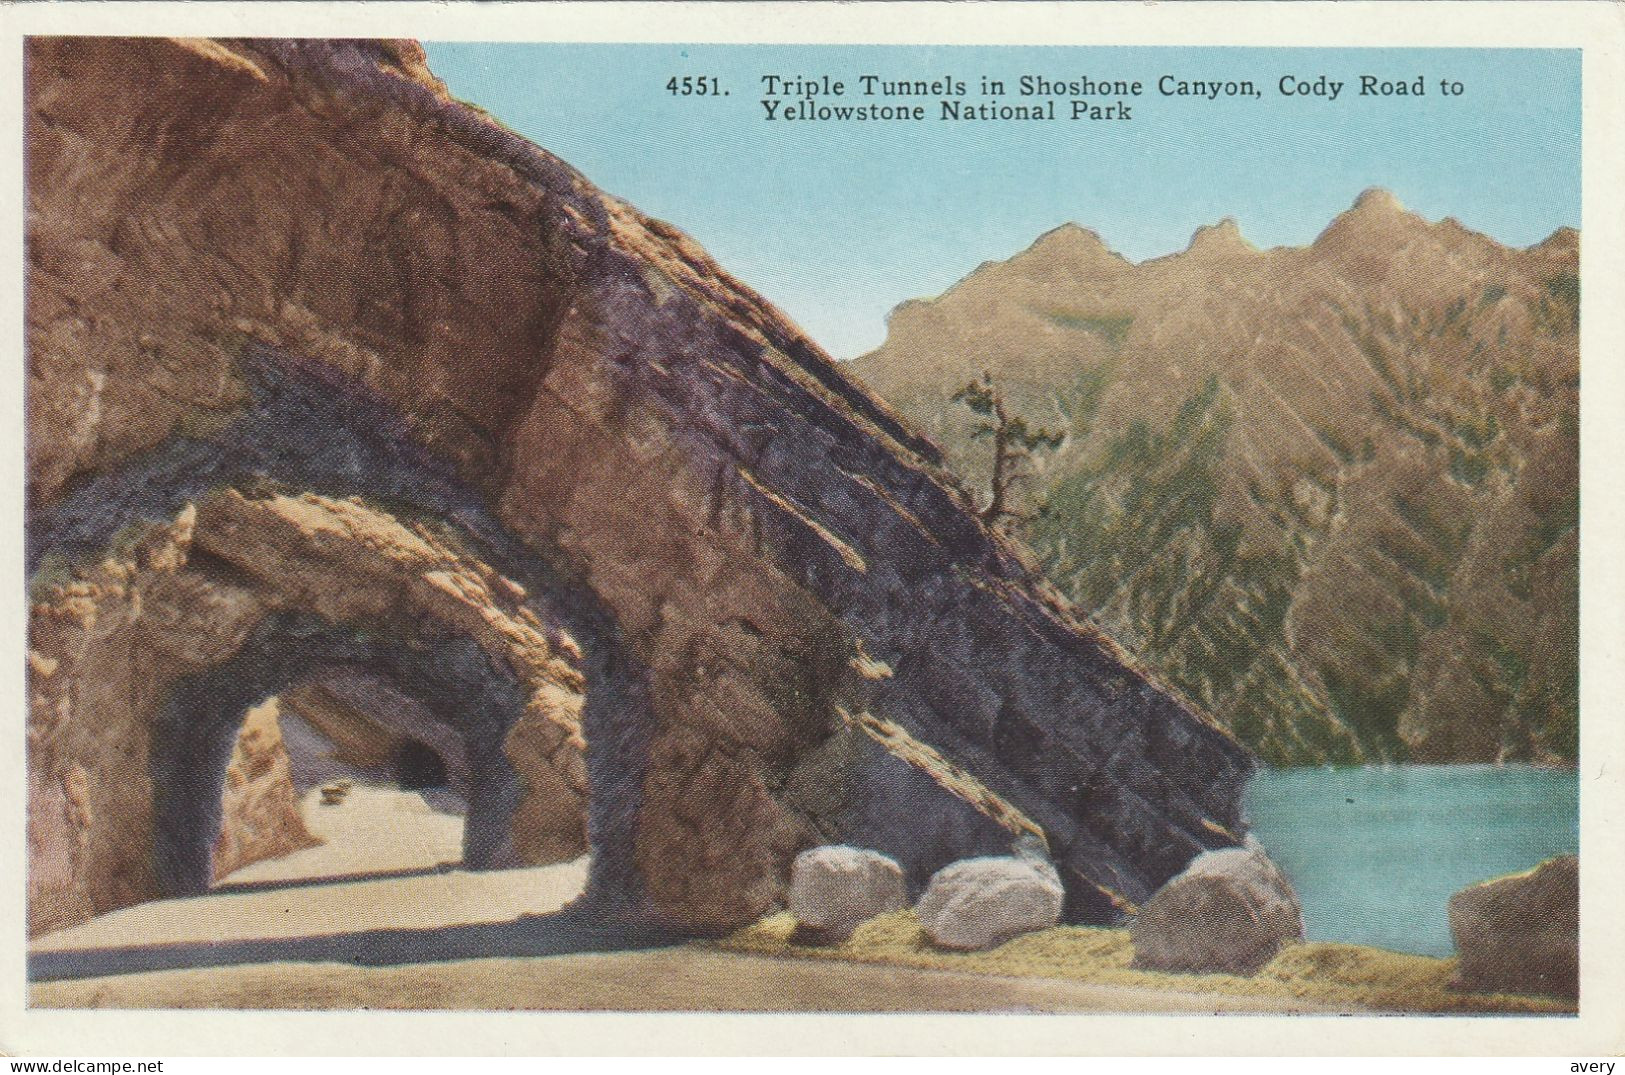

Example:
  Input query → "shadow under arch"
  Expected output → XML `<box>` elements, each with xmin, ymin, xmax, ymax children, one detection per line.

<box><xmin>151</xmin><ymin>611</ymin><xmax>531</xmax><ymax>897</ymax></box>
<box><xmin>28</xmin><ymin>901</ymin><xmax>688</xmax><ymax>985</ymax></box>
<box><xmin>393</xmin><ymin>740</ymin><xmax>450</xmax><ymax>791</ymax></box>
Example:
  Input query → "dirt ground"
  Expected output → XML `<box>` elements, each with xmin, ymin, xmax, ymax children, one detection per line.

<box><xmin>29</xmin><ymin>786</ymin><xmax>1344</xmax><ymax>1013</ymax></box>
<box><xmin>33</xmin><ymin>786</ymin><xmax>588</xmax><ymax>955</ymax></box>
<box><xmin>31</xmin><ymin>945</ymin><xmax>1347</xmax><ymax>1012</ymax></box>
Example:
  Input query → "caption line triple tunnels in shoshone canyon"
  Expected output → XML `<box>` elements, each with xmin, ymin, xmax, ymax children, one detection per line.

<box><xmin>25</xmin><ymin>36</ymin><xmax>1253</xmax><ymax>939</ymax></box>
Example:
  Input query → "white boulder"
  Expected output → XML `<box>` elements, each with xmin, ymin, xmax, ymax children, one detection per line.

<box><xmin>1130</xmin><ymin>836</ymin><xmax>1304</xmax><ymax>975</ymax></box>
<box><xmin>916</xmin><ymin>854</ymin><xmax>1065</xmax><ymax>951</ymax></box>
<box><xmin>788</xmin><ymin>844</ymin><xmax>907</xmax><ymax>941</ymax></box>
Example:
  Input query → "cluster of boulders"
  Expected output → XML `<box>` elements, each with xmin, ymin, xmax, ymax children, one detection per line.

<box><xmin>789</xmin><ymin>836</ymin><xmax>1302</xmax><ymax>965</ymax></box>
<box><xmin>789</xmin><ymin>842</ymin><xmax>1064</xmax><ymax>950</ymax></box>
<box><xmin>789</xmin><ymin>840</ymin><xmax>1579</xmax><ymax>1002</ymax></box>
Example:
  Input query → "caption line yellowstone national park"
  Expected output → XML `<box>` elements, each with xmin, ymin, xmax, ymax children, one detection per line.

<box><xmin>749</xmin><ymin>71</ymin><xmax>1459</xmax><ymax>123</ymax></box>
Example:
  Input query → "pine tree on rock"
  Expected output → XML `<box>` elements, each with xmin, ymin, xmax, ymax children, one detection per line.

<box><xmin>952</xmin><ymin>372</ymin><xmax>1065</xmax><ymax>531</ymax></box>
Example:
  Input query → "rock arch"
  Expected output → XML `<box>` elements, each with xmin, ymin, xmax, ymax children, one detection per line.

<box><xmin>149</xmin><ymin>611</ymin><xmax>537</xmax><ymax>896</ymax></box>
<box><xmin>27</xmin><ymin>486</ymin><xmax>592</xmax><ymax>930</ymax></box>
<box><xmin>27</xmin><ymin>36</ymin><xmax>1255</xmax><ymax>939</ymax></box>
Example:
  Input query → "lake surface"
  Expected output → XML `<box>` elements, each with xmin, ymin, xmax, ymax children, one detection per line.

<box><xmin>1244</xmin><ymin>764</ymin><xmax>1578</xmax><ymax>957</ymax></box>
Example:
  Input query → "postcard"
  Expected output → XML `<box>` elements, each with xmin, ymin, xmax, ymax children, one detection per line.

<box><xmin>3</xmin><ymin>0</ymin><xmax>1623</xmax><ymax>1058</ymax></box>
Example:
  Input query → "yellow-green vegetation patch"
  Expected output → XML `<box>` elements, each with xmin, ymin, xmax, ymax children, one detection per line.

<box><xmin>716</xmin><ymin>911</ymin><xmax>1573</xmax><ymax>1015</ymax></box>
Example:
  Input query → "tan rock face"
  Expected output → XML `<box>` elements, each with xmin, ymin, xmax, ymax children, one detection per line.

<box><xmin>28</xmin><ymin>511</ymin><xmax>265</xmax><ymax>935</ymax></box>
<box><xmin>27</xmin><ymin>37</ymin><xmax>1253</xmax><ymax>937</ymax></box>
<box><xmin>27</xmin><ymin>493</ymin><xmax>588</xmax><ymax>934</ymax></box>
<box><xmin>212</xmin><ymin>700</ymin><xmax>320</xmax><ymax>881</ymax></box>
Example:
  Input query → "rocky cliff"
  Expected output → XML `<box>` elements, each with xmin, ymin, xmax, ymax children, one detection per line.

<box><xmin>853</xmin><ymin>196</ymin><xmax>1578</xmax><ymax>766</ymax></box>
<box><xmin>26</xmin><ymin>37</ymin><xmax>1252</xmax><ymax>937</ymax></box>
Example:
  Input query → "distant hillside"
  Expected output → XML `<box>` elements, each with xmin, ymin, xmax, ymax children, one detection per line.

<box><xmin>850</xmin><ymin>190</ymin><xmax>1578</xmax><ymax>766</ymax></box>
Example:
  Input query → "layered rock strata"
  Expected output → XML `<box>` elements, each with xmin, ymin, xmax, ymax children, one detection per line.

<box><xmin>26</xmin><ymin>36</ymin><xmax>1253</xmax><ymax>936</ymax></box>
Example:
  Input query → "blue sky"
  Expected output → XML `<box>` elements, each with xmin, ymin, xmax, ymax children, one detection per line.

<box><xmin>424</xmin><ymin>44</ymin><xmax>1581</xmax><ymax>358</ymax></box>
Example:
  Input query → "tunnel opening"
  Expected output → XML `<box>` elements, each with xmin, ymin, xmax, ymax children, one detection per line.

<box><xmin>150</xmin><ymin>611</ymin><xmax>539</xmax><ymax>898</ymax></box>
<box><xmin>28</xmin><ymin>349</ymin><xmax>642</xmax><ymax>934</ymax></box>
<box><xmin>393</xmin><ymin>740</ymin><xmax>450</xmax><ymax>791</ymax></box>
<box><xmin>205</xmin><ymin>694</ymin><xmax>474</xmax><ymax>890</ymax></box>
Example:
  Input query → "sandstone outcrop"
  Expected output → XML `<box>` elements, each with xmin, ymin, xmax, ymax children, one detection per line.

<box><xmin>26</xmin><ymin>37</ymin><xmax>1253</xmax><ymax>936</ymax></box>
<box><xmin>27</xmin><ymin>489</ymin><xmax>588</xmax><ymax>933</ymax></box>
<box><xmin>1129</xmin><ymin>837</ymin><xmax>1304</xmax><ymax>975</ymax></box>
<box><xmin>916</xmin><ymin>855</ymin><xmax>1065</xmax><ymax>951</ymax></box>
<box><xmin>788</xmin><ymin>845</ymin><xmax>907</xmax><ymax>942</ymax></box>
<box><xmin>211</xmin><ymin>700</ymin><xmax>321</xmax><ymax>881</ymax></box>
<box><xmin>1449</xmin><ymin>855</ymin><xmax>1578</xmax><ymax>999</ymax></box>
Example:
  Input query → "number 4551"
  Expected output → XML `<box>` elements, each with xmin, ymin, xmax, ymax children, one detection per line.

<box><xmin>666</xmin><ymin>76</ymin><xmax>724</xmax><ymax>96</ymax></box>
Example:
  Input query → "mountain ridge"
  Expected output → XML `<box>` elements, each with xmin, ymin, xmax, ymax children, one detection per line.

<box><xmin>912</xmin><ymin>189</ymin><xmax>1575</xmax><ymax>293</ymax></box>
<box><xmin>851</xmin><ymin>190</ymin><xmax>1578</xmax><ymax>766</ymax></box>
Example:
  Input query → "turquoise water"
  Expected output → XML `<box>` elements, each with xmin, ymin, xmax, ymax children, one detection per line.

<box><xmin>1244</xmin><ymin>765</ymin><xmax>1578</xmax><ymax>957</ymax></box>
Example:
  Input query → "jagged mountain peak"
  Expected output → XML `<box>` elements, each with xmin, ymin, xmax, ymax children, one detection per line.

<box><xmin>1021</xmin><ymin>221</ymin><xmax>1132</xmax><ymax>267</ymax></box>
<box><xmin>1351</xmin><ymin>186</ymin><xmax>1407</xmax><ymax>215</ymax></box>
<box><xmin>1183</xmin><ymin>216</ymin><xmax>1259</xmax><ymax>258</ymax></box>
<box><xmin>1312</xmin><ymin>186</ymin><xmax>1435</xmax><ymax>249</ymax></box>
<box><xmin>1534</xmin><ymin>225</ymin><xmax>1580</xmax><ymax>255</ymax></box>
